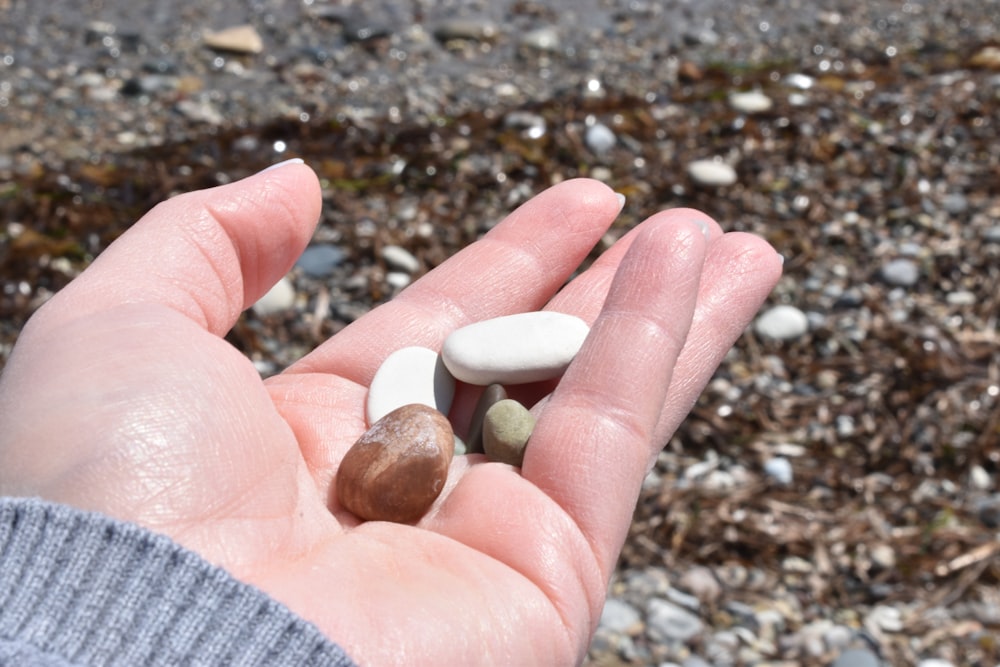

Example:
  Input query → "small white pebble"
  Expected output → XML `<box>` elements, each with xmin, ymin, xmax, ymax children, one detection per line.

<box><xmin>729</xmin><ymin>90</ymin><xmax>773</xmax><ymax>113</ymax></box>
<box><xmin>687</xmin><ymin>159</ymin><xmax>738</xmax><ymax>187</ymax></box>
<box><xmin>585</xmin><ymin>122</ymin><xmax>617</xmax><ymax>154</ymax></box>
<box><xmin>871</xmin><ymin>543</ymin><xmax>896</xmax><ymax>570</ymax></box>
<box><xmin>970</xmin><ymin>464</ymin><xmax>993</xmax><ymax>491</ymax></box>
<box><xmin>764</xmin><ymin>457</ymin><xmax>793</xmax><ymax>485</ymax></box>
<box><xmin>946</xmin><ymin>290</ymin><xmax>976</xmax><ymax>306</ymax></box>
<box><xmin>865</xmin><ymin>605</ymin><xmax>903</xmax><ymax>632</ymax></box>
<box><xmin>754</xmin><ymin>305</ymin><xmax>809</xmax><ymax>340</ymax></box>
<box><xmin>381</xmin><ymin>244</ymin><xmax>420</xmax><ymax>273</ymax></box>
<box><xmin>385</xmin><ymin>271</ymin><xmax>412</xmax><ymax>290</ymax></box>
<box><xmin>251</xmin><ymin>276</ymin><xmax>295</xmax><ymax>316</ymax></box>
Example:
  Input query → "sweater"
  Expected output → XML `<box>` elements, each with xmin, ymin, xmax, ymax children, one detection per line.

<box><xmin>0</xmin><ymin>497</ymin><xmax>357</xmax><ymax>667</ymax></box>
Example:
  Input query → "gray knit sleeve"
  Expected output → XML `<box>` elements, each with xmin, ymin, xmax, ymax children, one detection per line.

<box><xmin>0</xmin><ymin>497</ymin><xmax>357</xmax><ymax>667</ymax></box>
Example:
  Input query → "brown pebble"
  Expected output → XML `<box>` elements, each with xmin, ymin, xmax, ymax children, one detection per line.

<box><xmin>336</xmin><ymin>404</ymin><xmax>454</xmax><ymax>523</ymax></box>
<box><xmin>465</xmin><ymin>383</ymin><xmax>507</xmax><ymax>454</ymax></box>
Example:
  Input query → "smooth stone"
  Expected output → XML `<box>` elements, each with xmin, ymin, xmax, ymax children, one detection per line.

<box><xmin>783</xmin><ymin>73</ymin><xmax>815</xmax><ymax>90</ymax></box>
<box><xmin>385</xmin><ymin>271</ymin><xmax>412</xmax><ymax>290</ymax></box>
<box><xmin>665</xmin><ymin>587</ymin><xmax>701</xmax><ymax>611</ymax></box>
<box><xmin>880</xmin><ymin>258</ymin><xmax>920</xmax><ymax>287</ymax></box>
<box><xmin>251</xmin><ymin>276</ymin><xmax>295</xmax><ymax>316</ymax></box>
<box><xmin>482</xmin><ymin>399</ymin><xmax>535</xmax><ymax>467</ymax></box>
<box><xmin>971</xmin><ymin>45</ymin><xmax>1000</xmax><ymax>68</ymax></box>
<box><xmin>729</xmin><ymin>90</ymin><xmax>773</xmax><ymax>113</ymax></box>
<box><xmin>503</xmin><ymin>111</ymin><xmax>547</xmax><ymax>139</ymax></box>
<box><xmin>432</xmin><ymin>19</ymin><xmax>499</xmax><ymax>42</ymax></box>
<box><xmin>970</xmin><ymin>464</ymin><xmax>993</xmax><ymax>490</ymax></box>
<box><xmin>865</xmin><ymin>605</ymin><xmax>902</xmax><ymax>632</ymax></box>
<box><xmin>679</xmin><ymin>566</ymin><xmax>722</xmax><ymax>604</ymax></box>
<box><xmin>336</xmin><ymin>404</ymin><xmax>454</xmax><ymax>523</ymax></box>
<box><xmin>831</xmin><ymin>648</ymin><xmax>880</xmax><ymax>667</ymax></box>
<box><xmin>519</xmin><ymin>26</ymin><xmax>561</xmax><ymax>52</ymax></box>
<box><xmin>754</xmin><ymin>305</ymin><xmax>809</xmax><ymax>340</ymax></box>
<box><xmin>176</xmin><ymin>99</ymin><xmax>224</xmax><ymax>126</ymax></box>
<box><xmin>367</xmin><ymin>346</ymin><xmax>456</xmax><ymax>425</ymax></box>
<box><xmin>764</xmin><ymin>456</ymin><xmax>793</xmax><ymax>485</ymax></box>
<box><xmin>203</xmin><ymin>25</ymin><xmax>263</xmax><ymax>54</ymax></box>
<box><xmin>687</xmin><ymin>159</ymin><xmax>738</xmax><ymax>186</ymax></box>
<box><xmin>822</xmin><ymin>624</ymin><xmax>854</xmax><ymax>651</ymax></box>
<box><xmin>683</xmin><ymin>26</ymin><xmax>720</xmax><ymax>46</ymax></box>
<box><xmin>681</xmin><ymin>658</ymin><xmax>712</xmax><ymax>667</ymax></box>
<box><xmin>870</xmin><ymin>543</ymin><xmax>896</xmax><ymax>570</ymax></box>
<box><xmin>296</xmin><ymin>243</ymin><xmax>346</xmax><ymax>278</ymax></box>
<box><xmin>585</xmin><ymin>121</ymin><xmax>617</xmax><ymax>154</ymax></box>
<box><xmin>940</xmin><ymin>193</ymin><xmax>969</xmax><ymax>214</ymax></box>
<box><xmin>645</xmin><ymin>598</ymin><xmax>704</xmax><ymax>643</ymax></box>
<box><xmin>340</xmin><ymin>13</ymin><xmax>393</xmax><ymax>43</ymax></box>
<box><xmin>442</xmin><ymin>311</ymin><xmax>590</xmax><ymax>385</ymax></box>
<box><xmin>381</xmin><ymin>244</ymin><xmax>420</xmax><ymax>273</ymax></box>
<box><xmin>599</xmin><ymin>597</ymin><xmax>643</xmax><ymax>634</ymax></box>
<box><xmin>465</xmin><ymin>383</ymin><xmax>507</xmax><ymax>455</ymax></box>
<box><xmin>946</xmin><ymin>290</ymin><xmax>976</xmax><ymax>306</ymax></box>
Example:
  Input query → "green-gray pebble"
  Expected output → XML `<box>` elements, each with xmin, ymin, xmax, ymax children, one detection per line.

<box><xmin>465</xmin><ymin>383</ymin><xmax>507</xmax><ymax>454</ymax></box>
<box><xmin>482</xmin><ymin>398</ymin><xmax>535</xmax><ymax>467</ymax></box>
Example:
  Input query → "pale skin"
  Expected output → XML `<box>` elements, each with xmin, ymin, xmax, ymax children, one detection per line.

<box><xmin>0</xmin><ymin>165</ymin><xmax>781</xmax><ymax>665</ymax></box>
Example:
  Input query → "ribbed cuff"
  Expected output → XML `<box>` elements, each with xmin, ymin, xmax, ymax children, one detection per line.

<box><xmin>0</xmin><ymin>498</ymin><xmax>355</xmax><ymax>667</ymax></box>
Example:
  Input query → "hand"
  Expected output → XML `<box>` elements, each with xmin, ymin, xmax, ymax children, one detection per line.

<box><xmin>0</xmin><ymin>164</ymin><xmax>781</xmax><ymax>665</ymax></box>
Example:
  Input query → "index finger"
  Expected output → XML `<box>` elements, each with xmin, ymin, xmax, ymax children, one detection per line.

<box><xmin>286</xmin><ymin>178</ymin><xmax>624</xmax><ymax>386</ymax></box>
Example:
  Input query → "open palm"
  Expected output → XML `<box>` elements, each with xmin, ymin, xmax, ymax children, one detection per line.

<box><xmin>0</xmin><ymin>165</ymin><xmax>781</xmax><ymax>665</ymax></box>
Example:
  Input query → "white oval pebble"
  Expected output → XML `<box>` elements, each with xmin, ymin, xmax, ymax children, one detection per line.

<box><xmin>385</xmin><ymin>271</ymin><xmax>412</xmax><ymax>290</ymax></box>
<box><xmin>519</xmin><ymin>26</ymin><xmax>561</xmax><ymax>52</ymax></box>
<box><xmin>880</xmin><ymin>258</ymin><xmax>919</xmax><ymax>287</ymax></box>
<box><xmin>729</xmin><ymin>90</ymin><xmax>773</xmax><ymax>113</ymax></box>
<box><xmin>251</xmin><ymin>276</ymin><xmax>295</xmax><ymax>316</ymax></box>
<box><xmin>585</xmin><ymin>122</ymin><xmax>617</xmax><ymax>154</ymax></box>
<box><xmin>381</xmin><ymin>244</ymin><xmax>420</xmax><ymax>273</ymax></box>
<box><xmin>764</xmin><ymin>457</ymin><xmax>793</xmax><ymax>485</ymax></box>
<box><xmin>754</xmin><ymin>305</ymin><xmax>809</xmax><ymax>340</ymax></box>
<box><xmin>442</xmin><ymin>311</ymin><xmax>590</xmax><ymax>385</ymax></box>
<box><xmin>687</xmin><ymin>159</ymin><xmax>738</xmax><ymax>186</ymax></box>
<box><xmin>366</xmin><ymin>346</ymin><xmax>456</xmax><ymax>425</ymax></box>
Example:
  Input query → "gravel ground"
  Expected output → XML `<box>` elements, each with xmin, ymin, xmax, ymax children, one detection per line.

<box><xmin>3</xmin><ymin>1</ymin><xmax>1000</xmax><ymax>665</ymax></box>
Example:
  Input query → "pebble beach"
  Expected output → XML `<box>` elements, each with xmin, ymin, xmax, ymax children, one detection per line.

<box><xmin>2</xmin><ymin>1</ymin><xmax>1000</xmax><ymax>665</ymax></box>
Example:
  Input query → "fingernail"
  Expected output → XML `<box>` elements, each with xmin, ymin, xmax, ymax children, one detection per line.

<box><xmin>258</xmin><ymin>157</ymin><xmax>304</xmax><ymax>174</ymax></box>
<box><xmin>615</xmin><ymin>192</ymin><xmax>626</xmax><ymax>213</ymax></box>
<box><xmin>777</xmin><ymin>253</ymin><xmax>785</xmax><ymax>266</ymax></box>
